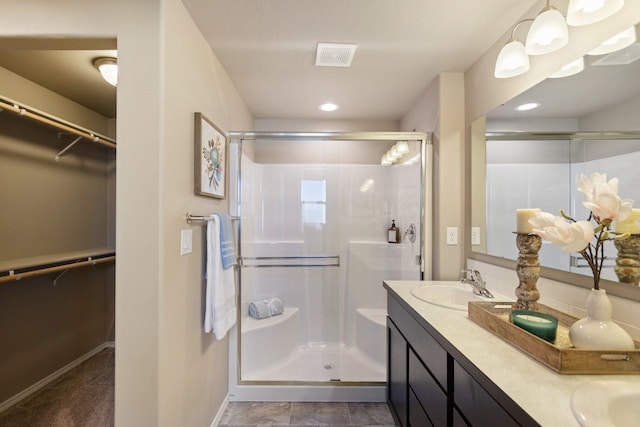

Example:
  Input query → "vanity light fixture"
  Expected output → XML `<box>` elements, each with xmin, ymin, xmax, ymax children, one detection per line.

<box><xmin>515</xmin><ymin>102</ymin><xmax>540</xmax><ymax>111</ymax></box>
<box><xmin>381</xmin><ymin>141</ymin><xmax>418</xmax><ymax>166</ymax></box>
<box><xmin>549</xmin><ymin>56</ymin><xmax>585</xmax><ymax>78</ymax></box>
<box><xmin>525</xmin><ymin>0</ymin><xmax>569</xmax><ymax>55</ymax></box>
<box><xmin>587</xmin><ymin>25</ymin><xmax>637</xmax><ymax>55</ymax></box>
<box><xmin>319</xmin><ymin>102</ymin><xmax>339</xmax><ymax>112</ymax></box>
<box><xmin>93</xmin><ymin>57</ymin><xmax>117</xmax><ymax>87</ymax></box>
<box><xmin>567</xmin><ymin>0</ymin><xmax>624</xmax><ymax>26</ymax></box>
<box><xmin>495</xmin><ymin>19</ymin><xmax>533</xmax><ymax>78</ymax></box>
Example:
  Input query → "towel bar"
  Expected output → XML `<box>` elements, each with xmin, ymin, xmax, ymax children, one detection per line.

<box><xmin>185</xmin><ymin>212</ymin><xmax>240</xmax><ymax>224</ymax></box>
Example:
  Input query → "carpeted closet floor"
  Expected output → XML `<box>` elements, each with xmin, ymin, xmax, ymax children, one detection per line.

<box><xmin>0</xmin><ymin>348</ymin><xmax>114</xmax><ymax>427</ymax></box>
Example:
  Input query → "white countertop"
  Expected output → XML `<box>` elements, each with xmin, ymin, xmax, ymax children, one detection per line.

<box><xmin>384</xmin><ymin>280</ymin><xmax>640</xmax><ymax>427</ymax></box>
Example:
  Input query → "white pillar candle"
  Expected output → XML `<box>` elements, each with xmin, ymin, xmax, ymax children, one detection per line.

<box><xmin>616</xmin><ymin>208</ymin><xmax>640</xmax><ymax>234</ymax></box>
<box><xmin>516</xmin><ymin>208</ymin><xmax>540</xmax><ymax>234</ymax></box>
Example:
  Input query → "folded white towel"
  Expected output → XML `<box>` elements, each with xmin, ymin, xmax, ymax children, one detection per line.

<box><xmin>204</xmin><ymin>214</ymin><xmax>237</xmax><ymax>339</ymax></box>
<box><xmin>248</xmin><ymin>297</ymin><xmax>284</xmax><ymax>319</ymax></box>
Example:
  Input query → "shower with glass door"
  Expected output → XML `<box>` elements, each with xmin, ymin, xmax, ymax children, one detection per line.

<box><xmin>228</xmin><ymin>131</ymin><xmax>432</xmax><ymax>401</ymax></box>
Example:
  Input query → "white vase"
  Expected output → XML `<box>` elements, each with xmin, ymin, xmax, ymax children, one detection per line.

<box><xmin>569</xmin><ymin>288</ymin><xmax>635</xmax><ymax>350</ymax></box>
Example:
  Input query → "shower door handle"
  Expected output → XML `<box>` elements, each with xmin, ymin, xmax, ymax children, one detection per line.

<box><xmin>239</xmin><ymin>255</ymin><xmax>340</xmax><ymax>268</ymax></box>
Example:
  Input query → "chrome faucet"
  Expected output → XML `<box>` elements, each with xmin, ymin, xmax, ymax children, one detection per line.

<box><xmin>460</xmin><ymin>269</ymin><xmax>494</xmax><ymax>298</ymax></box>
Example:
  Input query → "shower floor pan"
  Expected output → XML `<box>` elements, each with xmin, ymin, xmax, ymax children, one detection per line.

<box><xmin>242</xmin><ymin>342</ymin><xmax>385</xmax><ymax>383</ymax></box>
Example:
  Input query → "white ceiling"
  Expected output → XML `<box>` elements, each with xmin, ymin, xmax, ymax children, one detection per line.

<box><xmin>0</xmin><ymin>1</ymin><xmax>541</xmax><ymax>121</ymax></box>
<box><xmin>181</xmin><ymin>0</ymin><xmax>541</xmax><ymax>120</ymax></box>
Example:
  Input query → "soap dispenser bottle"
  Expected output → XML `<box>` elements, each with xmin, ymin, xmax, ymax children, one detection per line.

<box><xmin>388</xmin><ymin>220</ymin><xmax>400</xmax><ymax>244</ymax></box>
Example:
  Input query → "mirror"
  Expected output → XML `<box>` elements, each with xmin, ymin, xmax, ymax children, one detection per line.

<box><xmin>471</xmin><ymin>24</ymin><xmax>640</xmax><ymax>298</ymax></box>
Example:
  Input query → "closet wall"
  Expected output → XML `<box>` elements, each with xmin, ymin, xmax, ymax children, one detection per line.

<box><xmin>0</xmin><ymin>66</ymin><xmax>115</xmax><ymax>405</ymax></box>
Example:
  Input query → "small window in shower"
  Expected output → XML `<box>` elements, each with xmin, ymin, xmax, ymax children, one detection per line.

<box><xmin>301</xmin><ymin>180</ymin><xmax>326</xmax><ymax>224</ymax></box>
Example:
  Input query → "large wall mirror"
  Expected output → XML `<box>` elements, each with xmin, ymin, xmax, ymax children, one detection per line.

<box><xmin>470</xmin><ymin>23</ymin><xmax>640</xmax><ymax>301</ymax></box>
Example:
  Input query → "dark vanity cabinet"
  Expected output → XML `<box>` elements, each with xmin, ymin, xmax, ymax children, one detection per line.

<box><xmin>386</xmin><ymin>292</ymin><xmax>538</xmax><ymax>427</ymax></box>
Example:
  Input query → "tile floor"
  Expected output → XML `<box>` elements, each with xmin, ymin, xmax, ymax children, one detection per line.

<box><xmin>219</xmin><ymin>401</ymin><xmax>396</xmax><ymax>426</ymax></box>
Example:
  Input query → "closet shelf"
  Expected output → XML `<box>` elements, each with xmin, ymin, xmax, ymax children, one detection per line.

<box><xmin>0</xmin><ymin>248</ymin><xmax>116</xmax><ymax>284</ymax></box>
<box><xmin>0</xmin><ymin>94</ymin><xmax>116</xmax><ymax>152</ymax></box>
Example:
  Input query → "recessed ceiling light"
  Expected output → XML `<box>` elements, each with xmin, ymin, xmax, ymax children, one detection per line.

<box><xmin>319</xmin><ymin>103</ymin><xmax>339</xmax><ymax>112</ymax></box>
<box><xmin>515</xmin><ymin>102</ymin><xmax>540</xmax><ymax>111</ymax></box>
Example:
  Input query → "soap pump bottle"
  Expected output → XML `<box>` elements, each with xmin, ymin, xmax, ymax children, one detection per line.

<box><xmin>388</xmin><ymin>220</ymin><xmax>400</xmax><ymax>244</ymax></box>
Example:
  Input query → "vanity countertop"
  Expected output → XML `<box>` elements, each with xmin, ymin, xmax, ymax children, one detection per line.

<box><xmin>384</xmin><ymin>280</ymin><xmax>640</xmax><ymax>427</ymax></box>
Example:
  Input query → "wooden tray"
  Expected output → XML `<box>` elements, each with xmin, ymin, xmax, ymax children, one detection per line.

<box><xmin>468</xmin><ymin>301</ymin><xmax>640</xmax><ymax>374</ymax></box>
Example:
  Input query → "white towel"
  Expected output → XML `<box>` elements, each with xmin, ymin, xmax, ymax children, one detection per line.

<box><xmin>204</xmin><ymin>214</ymin><xmax>237</xmax><ymax>339</ymax></box>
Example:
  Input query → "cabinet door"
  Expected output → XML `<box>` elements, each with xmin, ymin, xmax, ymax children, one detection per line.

<box><xmin>453</xmin><ymin>361</ymin><xmax>519</xmax><ymax>427</ymax></box>
<box><xmin>388</xmin><ymin>318</ymin><xmax>408</xmax><ymax>427</ymax></box>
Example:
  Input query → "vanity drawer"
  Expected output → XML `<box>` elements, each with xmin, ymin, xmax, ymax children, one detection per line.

<box><xmin>388</xmin><ymin>295</ymin><xmax>448</xmax><ymax>391</ymax></box>
<box><xmin>408</xmin><ymin>349</ymin><xmax>447</xmax><ymax>427</ymax></box>
<box><xmin>408</xmin><ymin>386</ymin><xmax>433</xmax><ymax>427</ymax></box>
<box><xmin>453</xmin><ymin>360</ymin><xmax>519</xmax><ymax>427</ymax></box>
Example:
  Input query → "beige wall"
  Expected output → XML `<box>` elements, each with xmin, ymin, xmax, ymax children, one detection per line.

<box><xmin>400</xmin><ymin>74</ymin><xmax>468</xmax><ymax>280</ymax></box>
<box><xmin>0</xmin><ymin>0</ymin><xmax>252</xmax><ymax>425</ymax></box>
<box><xmin>158</xmin><ymin>1</ymin><xmax>253</xmax><ymax>425</ymax></box>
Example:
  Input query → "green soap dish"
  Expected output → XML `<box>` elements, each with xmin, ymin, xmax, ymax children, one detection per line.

<box><xmin>511</xmin><ymin>310</ymin><xmax>558</xmax><ymax>343</ymax></box>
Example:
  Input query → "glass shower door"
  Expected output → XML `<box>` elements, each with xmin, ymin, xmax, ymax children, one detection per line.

<box><xmin>233</xmin><ymin>134</ymin><xmax>427</xmax><ymax>384</ymax></box>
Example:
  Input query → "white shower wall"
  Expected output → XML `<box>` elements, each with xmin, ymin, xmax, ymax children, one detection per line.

<box><xmin>238</xmin><ymin>150</ymin><xmax>421</xmax><ymax>381</ymax></box>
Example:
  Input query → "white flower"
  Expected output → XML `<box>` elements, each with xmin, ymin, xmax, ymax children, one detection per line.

<box><xmin>530</xmin><ymin>212</ymin><xmax>594</xmax><ymax>253</ymax></box>
<box><xmin>578</xmin><ymin>172</ymin><xmax>633</xmax><ymax>222</ymax></box>
<box><xmin>528</xmin><ymin>211</ymin><xmax>556</xmax><ymax>228</ymax></box>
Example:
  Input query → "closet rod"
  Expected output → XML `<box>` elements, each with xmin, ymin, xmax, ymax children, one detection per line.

<box><xmin>0</xmin><ymin>255</ymin><xmax>115</xmax><ymax>284</ymax></box>
<box><xmin>185</xmin><ymin>212</ymin><xmax>240</xmax><ymax>224</ymax></box>
<box><xmin>0</xmin><ymin>97</ymin><xmax>116</xmax><ymax>150</ymax></box>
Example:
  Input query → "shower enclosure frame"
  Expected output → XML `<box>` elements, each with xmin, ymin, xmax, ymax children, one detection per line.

<box><xmin>227</xmin><ymin>131</ymin><xmax>432</xmax><ymax>402</ymax></box>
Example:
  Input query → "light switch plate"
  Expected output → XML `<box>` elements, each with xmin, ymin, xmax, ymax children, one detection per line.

<box><xmin>446</xmin><ymin>227</ymin><xmax>458</xmax><ymax>245</ymax></box>
<box><xmin>181</xmin><ymin>229</ymin><xmax>193</xmax><ymax>255</ymax></box>
<box><xmin>471</xmin><ymin>227</ymin><xmax>481</xmax><ymax>246</ymax></box>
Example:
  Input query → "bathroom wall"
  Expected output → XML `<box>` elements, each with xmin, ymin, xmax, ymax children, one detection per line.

<box><xmin>400</xmin><ymin>73</ymin><xmax>465</xmax><ymax>281</ymax></box>
<box><xmin>0</xmin><ymin>67</ymin><xmax>115</xmax><ymax>406</ymax></box>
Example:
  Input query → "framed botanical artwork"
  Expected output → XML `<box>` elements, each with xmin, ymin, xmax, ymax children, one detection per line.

<box><xmin>194</xmin><ymin>112</ymin><xmax>227</xmax><ymax>199</ymax></box>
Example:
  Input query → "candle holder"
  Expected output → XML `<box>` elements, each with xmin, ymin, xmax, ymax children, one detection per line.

<box><xmin>614</xmin><ymin>234</ymin><xmax>640</xmax><ymax>286</ymax></box>
<box><xmin>515</xmin><ymin>233</ymin><xmax>542</xmax><ymax>310</ymax></box>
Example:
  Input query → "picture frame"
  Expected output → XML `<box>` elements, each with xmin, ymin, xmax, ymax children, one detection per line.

<box><xmin>194</xmin><ymin>112</ymin><xmax>227</xmax><ymax>199</ymax></box>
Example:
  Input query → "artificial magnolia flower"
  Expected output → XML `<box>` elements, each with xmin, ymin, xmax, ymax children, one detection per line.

<box><xmin>578</xmin><ymin>172</ymin><xmax>632</xmax><ymax>223</ymax></box>
<box><xmin>528</xmin><ymin>172</ymin><xmax>633</xmax><ymax>290</ymax></box>
<box><xmin>530</xmin><ymin>214</ymin><xmax>594</xmax><ymax>253</ymax></box>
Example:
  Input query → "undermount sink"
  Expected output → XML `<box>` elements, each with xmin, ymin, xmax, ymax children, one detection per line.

<box><xmin>410</xmin><ymin>283</ymin><xmax>509</xmax><ymax>311</ymax></box>
<box><xmin>571</xmin><ymin>380</ymin><xmax>640</xmax><ymax>427</ymax></box>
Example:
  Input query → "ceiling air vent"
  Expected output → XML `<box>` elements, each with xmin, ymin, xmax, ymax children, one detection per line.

<box><xmin>592</xmin><ymin>43</ymin><xmax>640</xmax><ymax>66</ymax></box>
<box><xmin>315</xmin><ymin>42</ymin><xmax>357</xmax><ymax>67</ymax></box>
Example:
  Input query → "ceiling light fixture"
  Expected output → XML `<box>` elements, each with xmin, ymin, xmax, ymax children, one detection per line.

<box><xmin>587</xmin><ymin>25</ymin><xmax>637</xmax><ymax>55</ymax></box>
<box><xmin>515</xmin><ymin>102</ymin><xmax>541</xmax><ymax>111</ymax></box>
<box><xmin>319</xmin><ymin>102</ymin><xmax>339</xmax><ymax>112</ymax></box>
<box><xmin>567</xmin><ymin>0</ymin><xmax>624</xmax><ymax>26</ymax></box>
<box><xmin>495</xmin><ymin>19</ymin><xmax>534</xmax><ymax>78</ymax></box>
<box><xmin>549</xmin><ymin>56</ymin><xmax>585</xmax><ymax>78</ymax></box>
<box><xmin>525</xmin><ymin>0</ymin><xmax>569</xmax><ymax>55</ymax></box>
<box><xmin>93</xmin><ymin>57</ymin><xmax>118</xmax><ymax>87</ymax></box>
